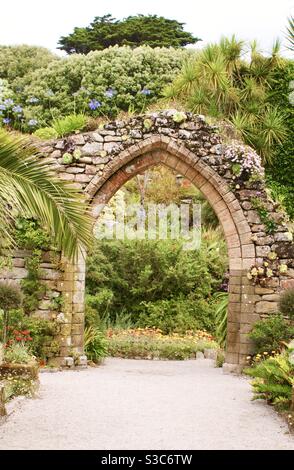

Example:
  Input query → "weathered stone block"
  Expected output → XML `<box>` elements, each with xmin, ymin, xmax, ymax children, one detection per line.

<box><xmin>255</xmin><ymin>301</ymin><xmax>278</xmax><ymax>314</ymax></box>
<box><xmin>82</xmin><ymin>142</ymin><xmax>103</xmax><ymax>155</ymax></box>
<box><xmin>256</xmin><ymin>245</ymin><xmax>271</xmax><ymax>257</ymax></box>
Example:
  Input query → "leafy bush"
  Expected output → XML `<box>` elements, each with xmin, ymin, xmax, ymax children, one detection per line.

<box><xmin>244</xmin><ymin>346</ymin><xmax>294</xmax><ymax>410</ymax></box>
<box><xmin>0</xmin><ymin>310</ymin><xmax>60</xmax><ymax>361</ymax></box>
<box><xmin>4</xmin><ymin>343</ymin><xmax>34</xmax><ymax>364</ymax></box>
<box><xmin>0</xmin><ymin>45</ymin><xmax>58</xmax><ymax>83</ymax></box>
<box><xmin>3</xmin><ymin>46</ymin><xmax>190</xmax><ymax>126</ymax></box>
<box><xmin>15</xmin><ymin>217</ymin><xmax>51</xmax><ymax>250</ymax></box>
<box><xmin>33</xmin><ymin>127</ymin><xmax>58</xmax><ymax>140</ymax></box>
<box><xmin>84</xmin><ymin>325</ymin><xmax>108</xmax><ymax>363</ymax></box>
<box><xmin>21</xmin><ymin>317</ymin><xmax>60</xmax><ymax>360</ymax></box>
<box><xmin>86</xmin><ymin>237</ymin><xmax>227</xmax><ymax>332</ymax></box>
<box><xmin>51</xmin><ymin>114</ymin><xmax>87</xmax><ymax>137</ymax></box>
<box><xmin>248</xmin><ymin>314</ymin><xmax>294</xmax><ymax>354</ymax></box>
<box><xmin>137</xmin><ymin>297</ymin><xmax>215</xmax><ymax>334</ymax></box>
<box><xmin>0</xmin><ymin>282</ymin><xmax>22</xmax><ymax>311</ymax></box>
<box><xmin>279</xmin><ymin>289</ymin><xmax>294</xmax><ymax>320</ymax></box>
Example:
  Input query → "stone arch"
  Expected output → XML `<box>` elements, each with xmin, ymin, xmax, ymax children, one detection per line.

<box><xmin>1</xmin><ymin>111</ymin><xmax>293</xmax><ymax>371</ymax></box>
<box><xmin>85</xmin><ymin>137</ymin><xmax>255</xmax><ymax>369</ymax></box>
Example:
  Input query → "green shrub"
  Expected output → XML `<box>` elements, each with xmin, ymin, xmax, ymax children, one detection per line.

<box><xmin>84</xmin><ymin>325</ymin><xmax>108</xmax><ymax>363</ymax></box>
<box><xmin>248</xmin><ymin>314</ymin><xmax>294</xmax><ymax>354</ymax></box>
<box><xmin>6</xmin><ymin>46</ymin><xmax>190</xmax><ymax>125</ymax></box>
<box><xmin>137</xmin><ymin>297</ymin><xmax>215</xmax><ymax>334</ymax></box>
<box><xmin>0</xmin><ymin>45</ymin><xmax>58</xmax><ymax>83</ymax></box>
<box><xmin>244</xmin><ymin>347</ymin><xmax>294</xmax><ymax>410</ymax></box>
<box><xmin>279</xmin><ymin>289</ymin><xmax>294</xmax><ymax>319</ymax></box>
<box><xmin>86</xmin><ymin>238</ymin><xmax>227</xmax><ymax>331</ymax></box>
<box><xmin>22</xmin><ymin>317</ymin><xmax>60</xmax><ymax>359</ymax></box>
<box><xmin>0</xmin><ymin>311</ymin><xmax>60</xmax><ymax>361</ymax></box>
<box><xmin>15</xmin><ymin>217</ymin><xmax>51</xmax><ymax>250</ymax></box>
<box><xmin>4</xmin><ymin>343</ymin><xmax>34</xmax><ymax>364</ymax></box>
<box><xmin>52</xmin><ymin>114</ymin><xmax>87</xmax><ymax>137</ymax></box>
<box><xmin>0</xmin><ymin>282</ymin><xmax>22</xmax><ymax>311</ymax></box>
<box><xmin>33</xmin><ymin>127</ymin><xmax>58</xmax><ymax>140</ymax></box>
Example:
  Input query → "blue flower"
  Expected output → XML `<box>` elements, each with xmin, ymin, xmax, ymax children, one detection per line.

<box><xmin>3</xmin><ymin>117</ymin><xmax>11</xmax><ymax>124</ymax></box>
<box><xmin>89</xmin><ymin>99</ymin><xmax>101</xmax><ymax>110</ymax></box>
<box><xmin>4</xmin><ymin>98</ymin><xmax>14</xmax><ymax>106</ymax></box>
<box><xmin>104</xmin><ymin>88</ymin><xmax>116</xmax><ymax>99</ymax></box>
<box><xmin>46</xmin><ymin>89</ymin><xmax>54</xmax><ymax>97</ymax></box>
<box><xmin>140</xmin><ymin>88</ymin><xmax>151</xmax><ymax>96</ymax></box>
<box><xmin>28</xmin><ymin>119</ymin><xmax>38</xmax><ymax>126</ymax></box>
<box><xmin>0</xmin><ymin>104</ymin><xmax>6</xmax><ymax>111</ymax></box>
<box><xmin>28</xmin><ymin>96</ymin><xmax>39</xmax><ymax>104</ymax></box>
<box><xmin>12</xmin><ymin>105</ymin><xmax>23</xmax><ymax>114</ymax></box>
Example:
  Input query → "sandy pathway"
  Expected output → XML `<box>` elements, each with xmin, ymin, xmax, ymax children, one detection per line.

<box><xmin>0</xmin><ymin>358</ymin><xmax>293</xmax><ymax>450</ymax></box>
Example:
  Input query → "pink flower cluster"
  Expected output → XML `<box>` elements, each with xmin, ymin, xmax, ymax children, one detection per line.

<box><xmin>224</xmin><ymin>142</ymin><xmax>263</xmax><ymax>177</ymax></box>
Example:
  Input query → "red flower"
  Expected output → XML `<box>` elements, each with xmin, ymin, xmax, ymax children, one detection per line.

<box><xmin>21</xmin><ymin>330</ymin><xmax>30</xmax><ymax>335</ymax></box>
<box><xmin>15</xmin><ymin>336</ymin><xmax>22</xmax><ymax>341</ymax></box>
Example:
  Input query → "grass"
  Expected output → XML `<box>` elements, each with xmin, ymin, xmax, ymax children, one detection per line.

<box><xmin>107</xmin><ymin>327</ymin><xmax>217</xmax><ymax>360</ymax></box>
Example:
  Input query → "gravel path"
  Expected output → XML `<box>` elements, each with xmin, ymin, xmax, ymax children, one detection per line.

<box><xmin>0</xmin><ymin>358</ymin><xmax>293</xmax><ymax>450</ymax></box>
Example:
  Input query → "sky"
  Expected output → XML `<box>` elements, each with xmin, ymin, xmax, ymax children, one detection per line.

<box><xmin>1</xmin><ymin>0</ymin><xmax>293</xmax><ymax>57</ymax></box>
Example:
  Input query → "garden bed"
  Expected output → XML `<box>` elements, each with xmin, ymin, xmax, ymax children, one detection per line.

<box><xmin>106</xmin><ymin>328</ymin><xmax>218</xmax><ymax>360</ymax></box>
<box><xmin>0</xmin><ymin>361</ymin><xmax>39</xmax><ymax>406</ymax></box>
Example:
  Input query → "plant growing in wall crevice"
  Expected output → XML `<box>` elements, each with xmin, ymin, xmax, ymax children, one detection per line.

<box><xmin>250</xmin><ymin>197</ymin><xmax>278</xmax><ymax>234</ymax></box>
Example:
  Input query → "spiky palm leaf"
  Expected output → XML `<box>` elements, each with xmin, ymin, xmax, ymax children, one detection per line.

<box><xmin>240</xmin><ymin>77</ymin><xmax>266</xmax><ymax>103</ymax></box>
<box><xmin>268</xmin><ymin>39</ymin><xmax>283</xmax><ymax>68</ymax></box>
<box><xmin>0</xmin><ymin>130</ymin><xmax>93</xmax><ymax>261</ymax></box>
<box><xmin>188</xmin><ymin>87</ymin><xmax>210</xmax><ymax>114</ymax></box>
<box><xmin>219</xmin><ymin>35</ymin><xmax>244</xmax><ymax>72</ymax></box>
<box><xmin>286</xmin><ymin>16</ymin><xmax>294</xmax><ymax>51</ymax></box>
<box><xmin>229</xmin><ymin>111</ymin><xmax>254</xmax><ymax>138</ymax></box>
<box><xmin>214</xmin><ymin>292</ymin><xmax>228</xmax><ymax>348</ymax></box>
<box><xmin>258</xmin><ymin>107</ymin><xmax>287</xmax><ymax>163</ymax></box>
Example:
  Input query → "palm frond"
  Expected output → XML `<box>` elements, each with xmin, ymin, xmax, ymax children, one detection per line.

<box><xmin>286</xmin><ymin>16</ymin><xmax>294</xmax><ymax>51</ymax></box>
<box><xmin>0</xmin><ymin>130</ymin><xmax>93</xmax><ymax>261</ymax></box>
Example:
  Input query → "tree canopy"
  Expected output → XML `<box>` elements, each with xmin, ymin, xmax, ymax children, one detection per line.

<box><xmin>58</xmin><ymin>14</ymin><xmax>200</xmax><ymax>54</ymax></box>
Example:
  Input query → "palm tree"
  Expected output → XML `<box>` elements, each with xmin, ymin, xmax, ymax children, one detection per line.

<box><xmin>0</xmin><ymin>130</ymin><xmax>93</xmax><ymax>261</ymax></box>
<box><xmin>163</xmin><ymin>37</ymin><xmax>287</xmax><ymax>164</ymax></box>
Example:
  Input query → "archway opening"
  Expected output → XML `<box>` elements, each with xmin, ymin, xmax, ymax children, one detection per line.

<box><xmin>83</xmin><ymin>140</ymin><xmax>249</xmax><ymax>367</ymax></box>
<box><xmin>85</xmin><ymin>165</ymin><xmax>228</xmax><ymax>357</ymax></box>
<box><xmin>85</xmin><ymin>162</ymin><xmax>229</xmax><ymax>362</ymax></box>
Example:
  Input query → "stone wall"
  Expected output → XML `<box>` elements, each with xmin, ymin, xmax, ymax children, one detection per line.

<box><xmin>1</xmin><ymin>110</ymin><xmax>293</xmax><ymax>369</ymax></box>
